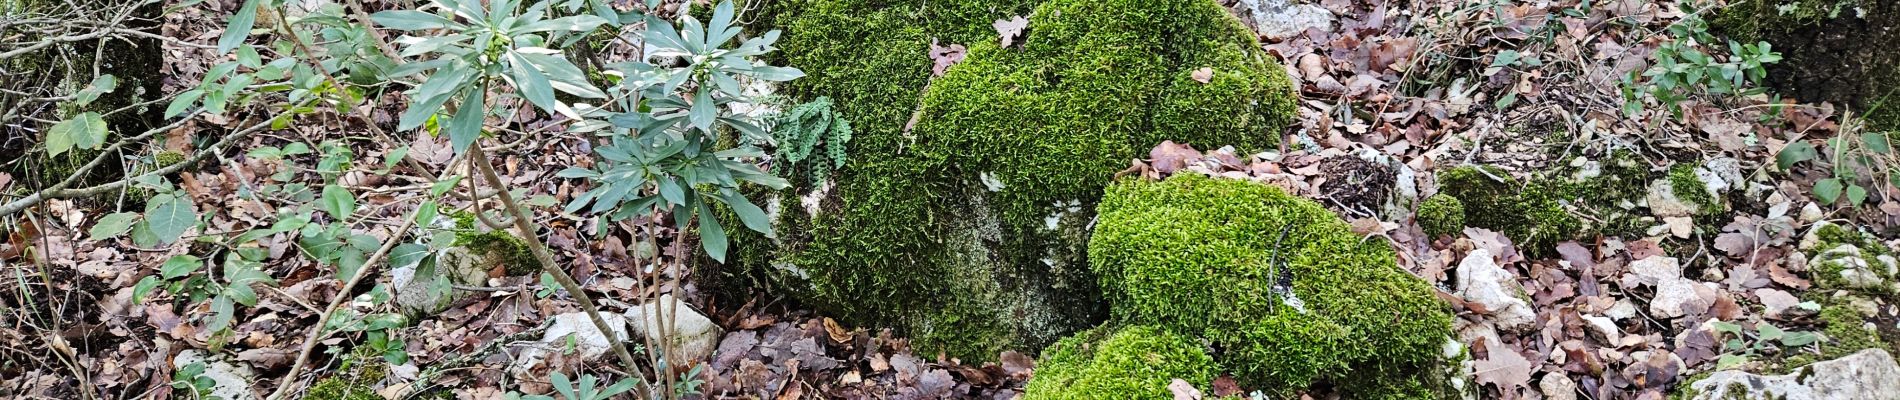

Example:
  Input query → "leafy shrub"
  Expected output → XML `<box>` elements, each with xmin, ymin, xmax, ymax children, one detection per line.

<box><xmin>1619</xmin><ymin>4</ymin><xmax>1782</xmax><ymax>118</ymax></box>
<box><xmin>1089</xmin><ymin>174</ymin><xmax>1454</xmax><ymax>397</ymax></box>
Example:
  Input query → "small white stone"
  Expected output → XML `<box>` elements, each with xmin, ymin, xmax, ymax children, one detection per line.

<box><xmin>1605</xmin><ymin>299</ymin><xmax>1638</xmax><ymax>321</ymax></box>
<box><xmin>1628</xmin><ymin>256</ymin><xmax>1682</xmax><ymax>286</ymax></box>
<box><xmin>1649</xmin><ymin>278</ymin><xmax>1706</xmax><ymax>318</ymax></box>
<box><xmin>1540</xmin><ymin>373</ymin><xmax>1578</xmax><ymax>400</ymax></box>
<box><xmin>1454</xmin><ymin>249</ymin><xmax>1537</xmax><ymax>332</ymax></box>
<box><xmin>1800</xmin><ymin>202</ymin><xmax>1825</xmax><ymax>224</ymax></box>
<box><xmin>1581</xmin><ymin>314</ymin><xmax>1620</xmax><ymax>343</ymax></box>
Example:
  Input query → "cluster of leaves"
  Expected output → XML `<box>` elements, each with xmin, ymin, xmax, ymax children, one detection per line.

<box><xmin>506</xmin><ymin>372</ymin><xmax>639</xmax><ymax>400</ymax></box>
<box><xmin>1778</xmin><ymin>129</ymin><xmax>1897</xmax><ymax>208</ymax></box>
<box><xmin>555</xmin><ymin>0</ymin><xmax>800</xmax><ymax>262</ymax></box>
<box><xmin>1619</xmin><ymin>4</ymin><xmax>1783</xmax><ymax>118</ymax></box>
<box><xmin>770</xmin><ymin>96</ymin><xmax>852</xmax><ymax>186</ymax></box>
<box><xmin>372</xmin><ymin>0</ymin><xmax>617</xmax><ymax>152</ymax></box>
<box><xmin>1707</xmin><ymin>320</ymin><xmax>1822</xmax><ymax>370</ymax></box>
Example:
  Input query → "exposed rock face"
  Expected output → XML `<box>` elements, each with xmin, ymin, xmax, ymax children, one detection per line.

<box><xmin>624</xmin><ymin>294</ymin><xmax>722</xmax><ymax>366</ymax></box>
<box><xmin>1686</xmin><ymin>349</ymin><xmax>1900</xmax><ymax>400</ymax></box>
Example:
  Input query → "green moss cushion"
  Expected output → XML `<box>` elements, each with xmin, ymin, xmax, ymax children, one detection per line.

<box><xmin>1090</xmin><ymin>174</ymin><xmax>1455</xmax><ymax>397</ymax></box>
<box><xmin>1436</xmin><ymin>165</ymin><xmax>1582</xmax><ymax>254</ymax></box>
<box><xmin>738</xmin><ymin>0</ymin><xmax>1297</xmax><ymax>360</ymax></box>
<box><xmin>1022</xmin><ymin>325</ymin><xmax>1216</xmax><ymax>400</ymax></box>
<box><xmin>913</xmin><ymin>0</ymin><xmax>1296</xmax><ymax>227</ymax></box>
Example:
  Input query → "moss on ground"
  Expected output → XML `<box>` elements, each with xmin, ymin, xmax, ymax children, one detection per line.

<box><xmin>1667</xmin><ymin>163</ymin><xmax>1720</xmax><ymax>215</ymax></box>
<box><xmin>1436</xmin><ymin>165</ymin><xmax>1581</xmax><ymax>253</ymax></box>
<box><xmin>1435</xmin><ymin>152</ymin><xmax>1658</xmax><ymax>254</ymax></box>
<box><xmin>303</xmin><ymin>378</ymin><xmax>379</xmax><ymax>400</ymax></box>
<box><xmin>1090</xmin><ymin>174</ymin><xmax>1454</xmax><ymax>397</ymax></box>
<box><xmin>1021</xmin><ymin>325</ymin><xmax>1216</xmax><ymax>400</ymax></box>
<box><xmin>739</xmin><ymin>0</ymin><xmax>1297</xmax><ymax>360</ymax></box>
<box><xmin>1417</xmin><ymin>194</ymin><xmax>1466</xmax><ymax>238</ymax></box>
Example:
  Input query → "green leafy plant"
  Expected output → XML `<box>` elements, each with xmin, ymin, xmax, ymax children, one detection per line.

<box><xmin>372</xmin><ymin>0</ymin><xmax>613</xmax><ymax>153</ymax></box>
<box><xmin>1709</xmin><ymin>320</ymin><xmax>1822</xmax><ymax>370</ymax></box>
<box><xmin>556</xmin><ymin>0</ymin><xmax>799</xmax><ymax>262</ymax></box>
<box><xmin>1777</xmin><ymin>125</ymin><xmax>1897</xmax><ymax>208</ymax></box>
<box><xmin>508</xmin><ymin>372</ymin><xmax>639</xmax><ymax>400</ymax></box>
<box><xmin>1619</xmin><ymin>4</ymin><xmax>1783</xmax><ymax>118</ymax></box>
<box><xmin>770</xmin><ymin>96</ymin><xmax>852</xmax><ymax>185</ymax></box>
<box><xmin>169</xmin><ymin>361</ymin><xmax>220</xmax><ymax>400</ymax></box>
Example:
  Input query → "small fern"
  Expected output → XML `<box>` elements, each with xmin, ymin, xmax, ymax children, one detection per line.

<box><xmin>771</xmin><ymin>97</ymin><xmax>853</xmax><ymax>185</ymax></box>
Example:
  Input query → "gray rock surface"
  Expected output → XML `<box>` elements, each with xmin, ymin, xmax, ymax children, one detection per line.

<box><xmin>392</xmin><ymin>247</ymin><xmax>491</xmax><ymax>315</ymax></box>
<box><xmin>510</xmin><ymin>312</ymin><xmax>631</xmax><ymax>375</ymax></box>
<box><xmin>1234</xmin><ymin>0</ymin><xmax>1335</xmax><ymax>40</ymax></box>
<box><xmin>1687</xmin><ymin>349</ymin><xmax>1900</xmax><ymax>400</ymax></box>
<box><xmin>174</xmin><ymin>349</ymin><xmax>256</xmax><ymax>400</ymax></box>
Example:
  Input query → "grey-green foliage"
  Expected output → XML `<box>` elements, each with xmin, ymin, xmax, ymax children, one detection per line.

<box><xmin>372</xmin><ymin>0</ymin><xmax>615</xmax><ymax>153</ymax></box>
<box><xmin>507</xmin><ymin>372</ymin><xmax>638</xmax><ymax>400</ymax></box>
<box><xmin>771</xmin><ymin>96</ymin><xmax>852</xmax><ymax>185</ymax></box>
<box><xmin>556</xmin><ymin>0</ymin><xmax>800</xmax><ymax>262</ymax></box>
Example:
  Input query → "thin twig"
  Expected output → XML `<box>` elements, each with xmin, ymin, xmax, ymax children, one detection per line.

<box><xmin>468</xmin><ymin>145</ymin><xmax>652</xmax><ymax>392</ymax></box>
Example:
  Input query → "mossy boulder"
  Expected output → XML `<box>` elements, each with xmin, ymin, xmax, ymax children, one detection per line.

<box><xmin>738</xmin><ymin>0</ymin><xmax>1296</xmax><ymax>360</ymax></box>
<box><xmin>1022</xmin><ymin>325</ymin><xmax>1216</xmax><ymax>400</ymax></box>
<box><xmin>1792</xmin><ymin>223</ymin><xmax>1900</xmax><ymax>367</ymax></box>
<box><xmin>1090</xmin><ymin>174</ymin><xmax>1455</xmax><ymax>397</ymax></box>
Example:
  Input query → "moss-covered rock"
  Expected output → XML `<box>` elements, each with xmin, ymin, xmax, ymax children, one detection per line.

<box><xmin>1417</xmin><ymin>194</ymin><xmax>1466</xmax><ymax>238</ymax></box>
<box><xmin>1090</xmin><ymin>174</ymin><xmax>1455</xmax><ymax>397</ymax></box>
<box><xmin>1436</xmin><ymin>165</ymin><xmax>1581</xmax><ymax>253</ymax></box>
<box><xmin>450</xmin><ymin>212</ymin><xmax>541</xmax><ymax>276</ymax></box>
<box><xmin>1021</xmin><ymin>325</ymin><xmax>1216</xmax><ymax>400</ymax></box>
<box><xmin>738</xmin><ymin>0</ymin><xmax>1296</xmax><ymax>360</ymax></box>
<box><xmin>1806</xmin><ymin>223</ymin><xmax>1898</xmax><ymax>293</ymax></box>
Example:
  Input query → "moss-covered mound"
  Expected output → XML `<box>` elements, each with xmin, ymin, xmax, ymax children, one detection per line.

<box><xmin>739</xmin><ymin>0</ymin><xmax>1296</xmax><ymax>360</ymax></box>
<box><xmin>1089</xmin><ymin>174</ymin><xmax>1454</xmax><ymax>397</ymax></box>
<box><xmin>1022</xmin><ymin>325</ymin><xmax>1216</xmax><ymax>400</ymax></box>
<box><xmin>1436</xmin><ymin>166</ymin><xmax>1581</xmax><ymax>253</ymax></box>
<box><xmin>1417</xmin><ymin>194</ymin><xmax>1466</xmax><ymax>238</ymax></box>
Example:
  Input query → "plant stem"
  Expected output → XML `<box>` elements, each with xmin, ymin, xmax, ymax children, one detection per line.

<box><xmin>466</xmin><ymin>145</ymin><xmax>652</xmax><ymax>391</ymax></box>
